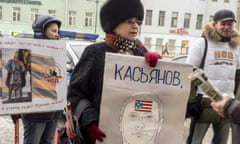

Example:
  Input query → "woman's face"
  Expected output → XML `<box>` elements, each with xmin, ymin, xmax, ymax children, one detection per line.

<box><xmin>44</xmin><ymin>23</ymin><xmax>59</xmax><ymax>40</ymax></box>
<box><xmin>114</xmin><ymin>17</ymin><xmax>142</xmax><ymax>41</ymax></box>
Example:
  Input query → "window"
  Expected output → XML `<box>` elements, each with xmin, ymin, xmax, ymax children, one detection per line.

<box><xmin>168</xmin><ymin>39</ymin><xmax>176</xmax><ymax>55</ymax></box>
<box><xmin>84</xmin><ymin>12</ymin><xmax>92</xmax><ymax>27</ymax></box>
<box><xmin>171</xmin><ymin>12</ymin><xmax>178</xmax><ymax>28</ymax></box>
<box><xmin>48</xmin><ymin>10</ymin><xmax>56</xmax><ymax>16</ymax></box>
<box><xmin>30</xmin><ymin>8</ymin><xmax>38</xmax><ymax>21</ymax></box>
<box><xmin>184</xmin><ymin>13</ymin><xmax>191</xmax><ymax>29</ymax></box>
<box><xmin>145</xmin><ymin>10</ymin><xmax>152</xmax><ymax>25</ymax></box>
<box><xmin>12</xmin><ymin>7</ymin><xmax>20</xmax><ymax>22</ymax></box>
<box><xmin>196</xmin><ymin>14</ymin><xmax>203</xmax><ymax>29</ymax></box>
<box><xmin>158</xmin><ymin>11</ymin><xmax>165</xmax><ymax>26</ymax></box>
<box><xmin>155</xmin><ymin>38</ymin><xmax>163</xmax><ymax>54</ymax></box>
<box><xmin>181</xmin><ymin>40</ymin><xmax>189</xmax><ymax>54</ymax></box>
<box><xmin>69</xmin><ymin>11</ymin><xmax>76</xmax><ymax>26</ymax></box>
<box><xmin>11</xmin><ymin>31</ymin><xmax>20</xmax><ymax>36</ymax></box>
<box><xmin>144</xmin><ymin>37</ymin><xmax>151</xmax><ymax>49</ymax></box>
<box><xmin>209</xmin><ymin>15</ymin><xmax>213</xmax><ymax>22</ymax></box>
<box><xmin>0</xmin><ymin>6</ymin><xmax>2</xmax><ymax>20</ymax></box>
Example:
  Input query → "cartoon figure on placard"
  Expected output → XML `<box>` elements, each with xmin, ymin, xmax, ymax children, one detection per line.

<box><xmin>120</xmin><ymin>92</ymin><xmax>164</xmax><ymax>144</ymax></box>
<box><xmin>3</xmin><ymin>49</ymin><xmax>31</xmax><ymax>103</ymax></box>
<box><xmin>5</xmin><ymin>50</ymin><xmax>26</xmax><ymax>101</ymax></box>
<box><xmin>49</xmin><ymin>68</ymin><xmax>57</xmax><ymax>77</ymax></box>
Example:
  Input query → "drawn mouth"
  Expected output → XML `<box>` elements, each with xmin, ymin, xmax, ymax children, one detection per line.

<box><xmin>132</xmin><ymin>132</ymin><xmax>143</xmax><ymax>138</ymax></box>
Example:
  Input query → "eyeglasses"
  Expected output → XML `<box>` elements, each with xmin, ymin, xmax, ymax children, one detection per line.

<box><xmin>125</xmin><ymin>19</ymin><xmax>143</xmax><ymax>25</ymax></box>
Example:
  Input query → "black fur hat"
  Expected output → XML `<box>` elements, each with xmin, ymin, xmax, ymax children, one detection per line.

<box><xmin>100</xmin><ymin>0</ymin><xmax>144</xmax><ymax>33</ymax></box>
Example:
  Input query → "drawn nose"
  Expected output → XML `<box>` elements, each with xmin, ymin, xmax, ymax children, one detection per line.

<box><xmin>136</xmin><ymin>123</ymin><xmax>145</xmax><ymax>129</ymax></box>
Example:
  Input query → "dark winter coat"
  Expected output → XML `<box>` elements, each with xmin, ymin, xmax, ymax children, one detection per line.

<box><xmin>67</xmin><ymin>41</ymin><xmax>148</xmax><ymax>144</ymax></box>
<box><xmin>225</xmin><ymin>84</ymin><xmax>240</xmax><ymax>144</ymax></box>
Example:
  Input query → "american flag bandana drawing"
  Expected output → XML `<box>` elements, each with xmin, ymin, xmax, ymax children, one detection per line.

<box><xmin>135</xmin><ymin>100</ymin><xmax>153</xmax><ymax>112</ymax></box>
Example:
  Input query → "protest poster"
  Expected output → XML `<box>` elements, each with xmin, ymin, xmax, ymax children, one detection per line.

<box><xmin>0</xmin><ymin>38</ymin><xmax>67</xmax><ymax>115</ymax></box>
<box><xmin>97</xmin><ymin>53</ymin><xmax>193</xmax><ymax>144</ymax></box>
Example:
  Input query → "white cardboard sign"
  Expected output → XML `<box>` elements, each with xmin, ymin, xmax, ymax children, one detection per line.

<box><xmin>0</xmin><ymin>38</ymin><xmax>67</xmax><ymax>115</ymax></box>
<box><xmin>98</xmin><ymin>53</ymin><xmax>193</xmax><ymax>144</ymax></box>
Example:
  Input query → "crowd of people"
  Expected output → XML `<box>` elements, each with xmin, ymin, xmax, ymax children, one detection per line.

<box><xmin>3</xmin><ymin>0</ymin><xmax>240</xmax><ymax>144</ymax></box>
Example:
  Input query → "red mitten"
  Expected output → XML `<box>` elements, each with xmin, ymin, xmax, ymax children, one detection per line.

<box><xmin>86</xmin><ymin>123</ymin><xmax>106</xmax><ymax>142</ymax></box>
<box><xmin>65</xmin><ymin>121</ymin><xmax>78</xmax><ymax>139</ymax></box>
<box><xmin>144</xmin><ymin>52</ymin><xmax>161</xmax><ymax>67</ymax></box>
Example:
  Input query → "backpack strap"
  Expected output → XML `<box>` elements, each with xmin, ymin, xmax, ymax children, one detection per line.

<box><xmin>185</xmin><ymin>36</ymin><xmax>209</xmax><ymax>119</ymax></box>
<box><xmin>199</xmin><ymin>36</ymin><xmax>208</xmax><ymax>69</ymax></box>
<box><xmin>187</xmin><ymin>37</ymin><xmax>208</xmax><ymax>104</ymax></box>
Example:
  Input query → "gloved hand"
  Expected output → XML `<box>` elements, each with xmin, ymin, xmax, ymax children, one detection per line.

<box><xmin>65</xmin><ymin>121</ymin><xmax>78</xmax><ymax>139</ymax></box>
<box><xmin>144</xmin><ymin>52</ymin><xmax>161</xmax><ymax>67</ymax></box>
<box><xmin>86</xmin><ymin>123</ymin><xmax>106</xmax><ymax>142</ymax></box>
<box><xmin>11</xmin><ymin>114</ymin><xmax>21</xmax><ymax>124</ymax></box>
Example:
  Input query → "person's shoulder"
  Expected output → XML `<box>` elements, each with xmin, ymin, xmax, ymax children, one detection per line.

<box><xmin>85</xmin><ymin>41</ymin><xmax>107</xmax><ymax>51</ymax></box>
<box><xmin>85</xmin><ymin>41</ymin><xmax>105</xmax><ymax>48</ymax></box>
<box><xmin>231</xmin><ymin>30</ymin><xmax>240</xmax><ymax>48</ymax></box>
<box><xmin>190</xmin><ymin>37</ymin><xmax>207</xmax><ymax>49</ymax></box>
<box><xmin>81</xmin><ymin>42</ymin><xmax>107</xmax><ymax>58</ymax></box>
<box><xmin>195</xmin><ymin>37</ymin><xmax>206</xmax><ymax>43</ymax></box>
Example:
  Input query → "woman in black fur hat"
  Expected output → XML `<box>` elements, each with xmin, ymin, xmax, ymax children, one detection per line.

<box><xmin>66</xmin><ymin>0</ymin><xmax>161</xmax><ymax>143</ymax></box>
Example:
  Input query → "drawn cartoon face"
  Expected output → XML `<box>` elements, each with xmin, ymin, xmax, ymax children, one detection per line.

<box><xmin>120</xmin><ymin>93</ymin><xmax>163</xmax><ymax>144</ymax></box>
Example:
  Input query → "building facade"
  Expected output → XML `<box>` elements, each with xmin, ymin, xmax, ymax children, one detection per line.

<box><xmin>0</xmin><ymin>0</ymin><xmax>239</xmax><ymax>57</ymax></box>
<box><xmin>140</xmin><ymin>0</ymin><xmax>239</xmax><ymax>57</ymax></box>
<box><xmin>0</xmin><ymin>0</ymin><xmax>106</xmax><ymax>37</ymax></box>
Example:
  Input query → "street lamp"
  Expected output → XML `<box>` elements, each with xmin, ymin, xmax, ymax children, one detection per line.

<box><xmin>94</xmin><ymin>0</ymin><xmax>99</xmax><ymax>33</ymax></box>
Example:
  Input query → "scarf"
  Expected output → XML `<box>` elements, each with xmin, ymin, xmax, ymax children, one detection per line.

<box><xmin>105</xmin><ymin>33</ymin><xmax>138</xmax><ymax>55</ymax></box>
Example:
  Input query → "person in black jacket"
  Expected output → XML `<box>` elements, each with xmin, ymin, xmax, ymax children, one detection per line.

<box><xmin>66</xmin><ymin>0</ymin><xmax>160</xmax><ymax>143</ymax></box>
<box><xmin>22</xmin><ymin>14</ymin><xmax>62</xmax><ymax>144</ymax></box>
<box><xmin>211</xmin><ymin>93</ymin><xmax>240</xmax><ymax>144</ymax></box>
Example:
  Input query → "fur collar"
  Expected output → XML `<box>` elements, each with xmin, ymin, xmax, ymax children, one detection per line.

<box><xmin>202</xmin><ymin>22</ymin><xmax>240</xmax><ymax>48</ymax></box>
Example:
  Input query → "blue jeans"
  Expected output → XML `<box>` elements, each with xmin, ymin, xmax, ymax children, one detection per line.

<box><xmin>23</xmin><ymin>119</ymin><xmax>58</xmax><ymax>144</ymax></box>
<box><xmin>190</xmin><ymin>122</ymin><xmax>230</xmax><ymax>144</ymax></box>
